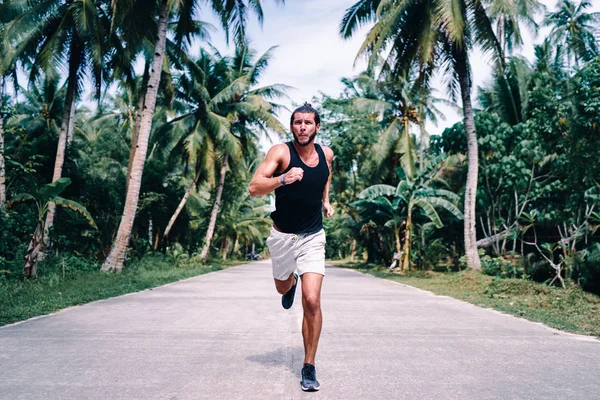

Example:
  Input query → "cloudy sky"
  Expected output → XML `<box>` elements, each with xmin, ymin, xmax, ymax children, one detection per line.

<box><xmin>199</xmin><ymin>0</ymin><xmax>372</xmax><ymax>129</ymax></box>
<box><xmin>199</xmin><ymin>0</ymin><xmax>599</xmax><ymax>141</ymax></box>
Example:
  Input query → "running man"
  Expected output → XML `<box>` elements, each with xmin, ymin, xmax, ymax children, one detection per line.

<box><xmin>248</xmin><ymin>102</ymin><xmax>334</xmax><ymax>392</ymax></box>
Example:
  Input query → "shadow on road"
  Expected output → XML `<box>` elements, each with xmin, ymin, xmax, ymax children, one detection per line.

<box><xmin>246</xmin><ymin>346</ymin><xmax>304</xmax><ymax>378</ymax></box>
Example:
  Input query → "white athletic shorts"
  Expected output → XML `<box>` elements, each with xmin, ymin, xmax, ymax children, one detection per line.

<box><xmin>266</xmin><ymin>227</ymin><xmax>326</xmax><ymax>280</ymax></box>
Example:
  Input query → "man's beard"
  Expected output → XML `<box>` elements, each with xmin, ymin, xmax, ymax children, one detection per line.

<box><xmin>293</xmin><ymin>131</ymin><xmax>317</xmax><ymax>147</ymax></box>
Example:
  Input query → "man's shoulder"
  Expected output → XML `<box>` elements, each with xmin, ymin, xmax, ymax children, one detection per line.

<box><xmin>268</xmin><ymin>143</ymin><xmax>290</xmax><ymax>156</ymax></box>
<box><xmin>319</xmin><ymin>144</ymin><xmax>334</xmax><ymax>161</ymax></box>
<box><xmin>271</xmin><ymin>142</ymin><xmax>290</xmax><ymax>151</ymax></box>
<box><xmin>265</xmin><ymin>143</ymin><xmax>290</xmax><ymax>162</ymax></box>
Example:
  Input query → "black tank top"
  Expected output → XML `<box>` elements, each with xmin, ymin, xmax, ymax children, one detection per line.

<box><xmin>271</xmin><ymin>142</ymin><xmax>330</xmax><ymax>234</ymax></box>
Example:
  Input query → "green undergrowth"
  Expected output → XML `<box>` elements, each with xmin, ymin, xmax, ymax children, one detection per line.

<box><xmin>330</xmin><ymin>261</ymin><xmax>600</xmax><ymax>338</ymax></box>
<box><xmin>0</xmin><ymin>254</ymin><xmax>236</xmax><ymax>327</ymax></box>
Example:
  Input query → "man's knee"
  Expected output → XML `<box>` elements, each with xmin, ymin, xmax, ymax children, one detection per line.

<box><xmin>275</xmin><ymin>284</ymin><xmax>288</xmax><ymax>295</ymax></box>
<box><xmin>274</xmin><ymin>274</ymin><xmax>294</xmax><ymax>294</ymax></box>
<box><xmin>302</xmin><ymin>294</ymin><xmax>321</xmax><ymax>314</ymax></box>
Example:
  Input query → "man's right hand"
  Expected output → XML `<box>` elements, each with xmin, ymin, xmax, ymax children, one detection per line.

<box><xmin>283</xmin><ymin>167</ymin><xmax>304</xmax><ymax>185</ymax></box>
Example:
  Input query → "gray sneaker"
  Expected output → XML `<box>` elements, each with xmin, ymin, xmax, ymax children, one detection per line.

<box><xmin>281</xmin><ymin>273</ymin><xmax>298</xmax><ymax>309</ymax></box>
<box><xmin>301</xmin><ymin>363</ymin><xmax>320</xmax><ymax>392</ymax></box>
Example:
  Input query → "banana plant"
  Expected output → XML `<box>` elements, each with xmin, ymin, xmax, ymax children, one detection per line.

<box><xmin>6</xmin><ymin>177</ymin><xmax>96</xmax><ymax>277</ymax></box>
<box><xmin>354</xmin><ymin>156</ymin><xmax>463</xmax><ymax>271</ymax></box>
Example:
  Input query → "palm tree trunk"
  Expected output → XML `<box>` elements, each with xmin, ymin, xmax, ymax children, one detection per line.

<box><xmin>41</xmin><ymin>54</ymin><xmax>79</xmax><ymax>249</ymax></box>
<box><xmin>126</xmin><ymin>62</ymin><xmax>150</xmax><ymax>190</ymax></box>
<box><xmin>66</xmin><ymin>98</ymin><xmax>76</xmax><ymax>144</ymax></box>
<box><xmin>0</xmin><ymin>78</ymin><xmax>5</xmax><ymax>207</ymax></box>
<box><xmin>198</xmin><ymin>155</ymin><xmax>228</xmax><ymax>261</ymax></box>
<box><xmin>456</xmin><ymin>48</ymin><xmax>482</xmax><ymax>270</ymax></box>
<box><xmin>402</xmin><ymin>212</ymin><xmax>412</xmax><ymax>271</ymax></box>
<box><xmin>350</xmin><ymin>239</ymin><xmax>356</xmax><ymax>261</ymax></box>
<box><xmin>418</xmin><ymin>118</ymin><xmax>428</xmax><ymax>173</ymax></box>
<box><xmin>101</xmin><ymin>0</ymin><xmax>169</xmax><ymax>273</ymax></box>
<box><xmin>401</xmin><ymin>115</ymin><xmax>415</xmax><ymax>179</ymax></box>
<box><xmin>163</xmin><ymin>169</ymin><xmax>202</xmax><ymax>240</ymax></box>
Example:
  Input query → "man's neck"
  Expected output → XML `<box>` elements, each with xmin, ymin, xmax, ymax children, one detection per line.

<box><xmin>292</xmin><ymin>140</ymin><xmax>316</xmax><ymax>157</ymax></box>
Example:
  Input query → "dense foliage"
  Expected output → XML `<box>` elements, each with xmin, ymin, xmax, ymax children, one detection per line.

<box><xmin>1</xmin><ymin>0</ymin><xmax>599</xmax><ymax>295</ymax></box>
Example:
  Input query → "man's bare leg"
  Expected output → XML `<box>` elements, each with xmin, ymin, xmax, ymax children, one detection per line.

<box><xmin>300</xmin><ymin>272</ymin><xmax>323</xmax><ymax>365</ymax></box>
<box><xmin>274</xmin><ymin>272</ymin><xmax>296</xmax><ymax>294</ymax></box>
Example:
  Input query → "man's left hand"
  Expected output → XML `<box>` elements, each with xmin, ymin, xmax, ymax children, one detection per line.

<box><xmin>323</xmin><ymin>202</ymin><xmax>335</xmax><ymax>218</ymax></box>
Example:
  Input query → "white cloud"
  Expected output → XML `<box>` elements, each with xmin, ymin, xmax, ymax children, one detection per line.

<box><xmin>180</xmin><ymin>1</ymin><xmax>600</xmax><ymax>143</ymax></box>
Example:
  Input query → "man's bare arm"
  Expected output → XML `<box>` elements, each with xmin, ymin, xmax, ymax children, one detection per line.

<box><xmin>249</xmin><ymin>145</ymin><xmax>304</xmax><ymax>197</ymax></box>
<box><xmin>322</xmin><ymin>146</ymin><xmax>335</xmax><ymax>218</ymax></box>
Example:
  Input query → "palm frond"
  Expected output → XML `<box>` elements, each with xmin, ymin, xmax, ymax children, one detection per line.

<box><xmin>340</xmin><ymin>0</ymin><xmax>381</xmax><ymax>39</ymax></box>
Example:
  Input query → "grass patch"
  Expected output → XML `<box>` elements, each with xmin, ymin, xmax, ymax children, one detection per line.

<box><xmin>330</xmin><ymin>260</ymin><xmax>600</xmax><ymax>338</ymax></box>
<box><xmin>0</xmin><ymin>254</ymin><xmax>238</xmax><ymax>327</ymax></box>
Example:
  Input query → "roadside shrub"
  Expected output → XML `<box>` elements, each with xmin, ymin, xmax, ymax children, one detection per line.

<box><xmin>37</xmin><ymin>254</ymin><xmax>99</xmax><ymax>279</ymax></box>
<box><xmin>481</xmin><ymin>254</ymin><xmax>524</xmax><ymax>279</ymax></box>
<box><xmin>415</xmin><ymin>239</ymin><xmax>451</xmax><ymax>270</ymax></box>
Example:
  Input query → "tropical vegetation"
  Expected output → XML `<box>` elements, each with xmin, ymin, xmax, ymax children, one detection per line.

<box><xmin>1</xmin><ymin>0</ymin><xmax>600</xmax><ymax>326</ymax></box>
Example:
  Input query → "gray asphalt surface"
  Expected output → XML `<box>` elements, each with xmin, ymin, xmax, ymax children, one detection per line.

<box><xmin>1</xmin><ymin>260</ymin><xmax>599</xmax><ymax>400</ymax></box>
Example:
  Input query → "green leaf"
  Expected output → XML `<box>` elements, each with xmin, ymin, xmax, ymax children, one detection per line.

<box><xmin>359</xmin><ymin>184</ymin><xmax>396</xmax><ymax>199</ymax></box>
<box><xmin>5</xmin><ymin>193</ymin><xmax>36</xmax><ymax>208</ymax></box>
<box><xmin>38</xmin><ymin>178</ymin><xmax>71</xmax><ymax>201</ymax></box>
<box><xmin>54</xmin><ymin>197</ymin><xmax>97</xmax><ymax>229</ymax></box>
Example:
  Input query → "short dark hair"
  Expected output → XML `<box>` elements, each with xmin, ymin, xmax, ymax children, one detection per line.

<box><xmin>290</xmin><ymin>102</ymin><xmax>321</xmax><ymax>125</ymax></box>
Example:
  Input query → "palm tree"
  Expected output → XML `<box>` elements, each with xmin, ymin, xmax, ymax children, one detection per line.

<box><xmin>350</xmin><ymin>71</ymin><xmax>419</xmax><ymax>178</ymax></box>
<box><xmin>352</xmin><ymin>189</ymin><xmax>406</xmax><ymax>261</ymax></box>
<box><xmin>101</xmin><ymin>0</ymin><xmax>170</xmax><ymax>273</ymax></box>
<box><xmin>355</xmin><ymin>156</ymin><xmax>464</xmax><ymax>271</ymax></box>
<box><xmin>0</xmin><ymin>0</ymin><xmax>6</xmax><ymax>208</ymax></box>
<box><xmin>214</xmin><ymin>190</ymin><xmax>272</xmax><ymax>260</ymax></box>
<box><xmin>0</xmin><ymin>77</ymin><xmax>5</xmax><ymax>207</ymax></box>
<box><xmin>161</xmin><ymin>45</ymin><xmax>286</xmax><ymax>247</ymax></box>
<box><xmin>103</xmin><ymin>0</ymin><xmax>284</xmax><ymax>272</ymax></box>
<box><xmin>532</xmin><ymin>37</ymin><xmax>567</xmax><ymax>75</ymax></box>
<box><xmin>176</xmin><ymin>45</ymin><xmax>286</xmax><ymax>261</ymax></box>
<box><xmin>544</xmin><ymin>0</ymin><xmax>600</xmax><ymax>68</ymax></box>
<box><xmin>6</xmin><ymin>177</ymin><xmax>96</xmax><ymax>277</ymax></box>
<box><xmin>348</xmin><ymin>70</ymin><xmax>452</xmax><ymax>176</ymax></box>
<box><xmin>340</xmin><ymin>0</ymin><xmax>512</xmax><ymax>269</ymax></box>
<box><xmin>6</xmin><ymin>77</ymin><xmax>64</xmax><ymax>150</ymax></box>
<box><xmin>0</xmin><ymin>0</ymin><xmax>10</xmax><ymax>206</ymax></box>
<box><xmin>478</xmin><ymin>56</ymin><xmax>533</xmax><ymax>125</ymax></box>
<box><xmin>161</xmin><ymin>49</ymin><xmax>239</xmax><ymax>242</ymax></box>
<box><xmin>2</xmin><ymin>0</ymin><xmax>109</xmax><ymax>249</ymax></box>
<box><xmin>487</xmin><ymin>0</ymin><xmax>545</xmax><ymax>56</ymax></box>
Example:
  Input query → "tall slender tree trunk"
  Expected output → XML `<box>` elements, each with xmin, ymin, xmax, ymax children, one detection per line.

<box><xmin>402</xmin><ymin>211</ymin><xmax>412</xmax><ymax>271</ymax></box>
<box><xmin>102</xmin><ymin>0</ymin><xmax>169</xmax><ymax>273</ymax></box>
<box><xmin>126</xmin><ymin>62</ymin><xmax>150</xmax><ymax>190</ymax></box>
<box><xmin>401</xmin><ymin>115</ymin><xmax>415</xmax><ymax>178</ymax></box>
<box><xmin>0</xmin><ymin>78</ymin><xmax>5</xmax><ymax>207</ymax></box>
<box><xmin>418</xmin><ymin>107</ymin><xmax>428</xmax><ymax>173</ymax></box>
<box><xmin>198</xmin><ymin>155</ymin><xmax>228</xmax><ymax>261</ymax></box>
<box><xmin>66</xmin><ymin>98</ymin><xmax>76</xmax><ymax>144</ymax></box>
<box><xmin>163</xmin><ymin>169</ymin><xmax>202</xmax><ymax>240</ymax></box>
<box><xmin>456</xmin><ymin>48</ymin><xmax>482</xmax><ymax>270</ymax></box>
<box><xmin>40</xmin><ymin>53</ymin><xmax>79</xmax><ymax>251</ymax></box>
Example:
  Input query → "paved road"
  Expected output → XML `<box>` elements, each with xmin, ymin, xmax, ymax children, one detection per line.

<box><xmin>1</xmin><ymin>261</ymin><xmax>599</xmax><ymax>399</ymax></box>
